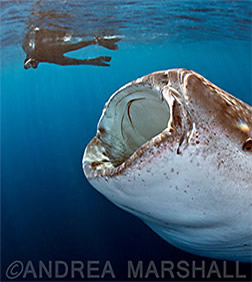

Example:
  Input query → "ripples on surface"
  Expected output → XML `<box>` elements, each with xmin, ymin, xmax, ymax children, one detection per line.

<box><xmin>1</xmin><ymin>0</ymin><xmax>252</xmax><ymax>49</ymax></box>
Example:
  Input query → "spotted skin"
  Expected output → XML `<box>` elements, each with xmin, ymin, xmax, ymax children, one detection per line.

<box><xmin>83</xmin><ymin>69</ymin><xmax>252</xmax><ymax>262</ymax></box>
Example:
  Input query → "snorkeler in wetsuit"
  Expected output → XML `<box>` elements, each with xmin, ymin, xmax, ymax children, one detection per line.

<box><xmin>22</xmin><ymin>28</ymin><xmax>121</xmax><ymax>69</ymax></box>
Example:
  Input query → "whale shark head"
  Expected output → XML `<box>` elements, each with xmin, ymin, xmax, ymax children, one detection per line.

<box><xmin>82</xmin><ymin>69</ymin><xmax>252</xmax><ymax>262</ymax></box>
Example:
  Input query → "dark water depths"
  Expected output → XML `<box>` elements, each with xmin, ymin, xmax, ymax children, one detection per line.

<box><xmin>1</xmin><ymin>0</ymin><xmax>252</xmax><ymax>281</ymax></box>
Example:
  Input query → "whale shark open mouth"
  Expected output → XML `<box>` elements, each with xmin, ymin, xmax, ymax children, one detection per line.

<box><xmin>83</xmin><ymin>84</ymin><xmax>172</xmax><ymax>176</ymax></box>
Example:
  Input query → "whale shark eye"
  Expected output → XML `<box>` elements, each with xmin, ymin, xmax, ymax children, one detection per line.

<box><xmin>242</xmin><ymin>138</ymin><xmax>252</xmax><ymax>152</ymax></box>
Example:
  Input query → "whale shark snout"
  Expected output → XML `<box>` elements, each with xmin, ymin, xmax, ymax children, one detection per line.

<box><xmin>83</xmin><ymin>69</ymin><xmax>252</xmax><ymax>262</ymax></box>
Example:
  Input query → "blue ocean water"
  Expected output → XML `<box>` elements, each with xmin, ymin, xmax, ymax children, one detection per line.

<box><xmin>1</xmin><ymin>1</ymin><xmax>252</xmax><ymax>281</ymax></box>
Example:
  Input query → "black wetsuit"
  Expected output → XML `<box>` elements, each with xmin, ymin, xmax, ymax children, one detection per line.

<box><xmin>22</xmin><ymin>28</ymin><xmax>120</xmax><ymax>69</ymax></box>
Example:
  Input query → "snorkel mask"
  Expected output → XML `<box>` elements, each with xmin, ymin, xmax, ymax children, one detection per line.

<box><xmin>24</xmin><ymin>57</ymin><xmax>38</xmax><ymax>69</ymax></box>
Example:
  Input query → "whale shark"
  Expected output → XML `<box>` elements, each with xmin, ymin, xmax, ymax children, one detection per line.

<box><xmin>82</xmin><ymin>69</ymin><xmax>252</xmax><ymax>262</ymax></box>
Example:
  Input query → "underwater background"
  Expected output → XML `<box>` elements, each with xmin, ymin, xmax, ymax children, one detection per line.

<box><xmin>1</xmin><ymin>0</ymin><xmax>252</xmax><ymax>281</ymax></box>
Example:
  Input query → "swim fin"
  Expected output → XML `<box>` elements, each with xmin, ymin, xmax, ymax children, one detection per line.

<box><xmin>96</xmin><ymin>36</ymin><xmax>121</xmax><ymax>50</ymax></box>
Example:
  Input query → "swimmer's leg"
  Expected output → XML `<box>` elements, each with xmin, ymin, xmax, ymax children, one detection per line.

<box><xmin>62</xmin><ymin>40</ymin><xmax>96</xmax><ymax>53</ymax></box>
<box><xmin>62</xmin><ymin>36</ymin><xmax>121</xmax><ymax>53</ymax></box>
<box><xmin>57</xmin><ymin>56</ymin><xmax>111</xmax><ymax>66</ymax></box>
<box><xmin>84</xmin><ymin>56</ymin><xmax>112</xmax><ymax>66</ymax></box>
